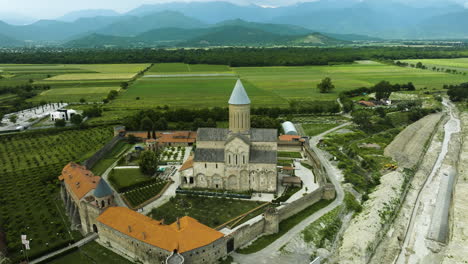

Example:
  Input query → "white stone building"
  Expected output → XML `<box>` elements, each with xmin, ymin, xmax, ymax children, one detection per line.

<box><xmin>50</xmin><ymin>109</ymin><xmax>77</xmax><ymax>121</ymax></box>
<box><xmin>181</xmin><ymin>80</ymin><xmax>278</xmax><ymax>193</ymax></box>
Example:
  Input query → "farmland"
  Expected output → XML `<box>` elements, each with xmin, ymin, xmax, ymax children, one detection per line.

<box><xmin>147</xmin><ymin>63</ymin><xmax>233</xmax><ymax>74</ymax></box>
<box><xmin>401</xmin><ymin>58</ymin><xmax>468</xmax><ymax>72</ymax></box>
<box><xmin>111</xmin><ymin>61</ymin><xmax>467</xmax><ymax>109</ymax></box>
<box><xmin>0</xmin><ymin>63</ymin><xmax>150</xmax><ymax>104</ymax></box>
<box><xmin>0</xmin><ymin>127</ymin><xmax>113</xmax><ymax>262</ymax></box>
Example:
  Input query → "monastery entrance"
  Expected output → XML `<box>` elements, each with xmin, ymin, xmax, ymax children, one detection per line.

<box><xmin>93</xmin><ymin>224</ymin><xmax>98</xmax><ymax>233</ymax></box>
<box><xmin>227</xmin><ymin>238</ymin><xmax>234</xmax><ymax>253</ymax></box>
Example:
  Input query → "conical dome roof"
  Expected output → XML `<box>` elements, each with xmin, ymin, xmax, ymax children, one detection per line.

<box><xmin>94</xmin><ymin>179</ymin><xmax>113</xmax><ymax>198</ymax></box>
<box><xmin>228</xmin><ymin>79</ymin><xmax>250</xmax><ymax>105</ymax></box>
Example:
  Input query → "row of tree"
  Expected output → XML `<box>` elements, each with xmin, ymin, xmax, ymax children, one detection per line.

<box><xmin>2</xmin><ymin>47</ymin><xmax>468</xmax><ymax>66</ymax></box>
<box><xmin>446</xmin><ymin>83</ymin><xmax>468</xmax><ymax>102</ymax></box>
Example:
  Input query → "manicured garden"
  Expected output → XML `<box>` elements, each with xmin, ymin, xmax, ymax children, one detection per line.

<box><xmin>122</xmin><ymin>178</ymin><xmax>169</xmax><ymax>208</ymax></box>
<box><xmin>150</xmin><ymin>195</ymin><xmax>265</xmax><ymax>228</ymax></box>
<box><xmin>0</xmin><ymin>126</ymin><xmax>113</xmax><ymax>262</ymax></box>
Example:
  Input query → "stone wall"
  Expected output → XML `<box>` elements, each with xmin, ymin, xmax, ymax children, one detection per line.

<box><xmin>83</xmin><ymin>136</ymin><xmax>123</xmax><ymax>170</ymax></box>
<box><xmin>98</xmin><ymin>221</ymin><xmax>226</xmax><ymax>264</ymax></box>
<box><xmin>230</xmin><ymin>216</ymin><xmax>266</xmax><ymax>250</ymax></box>
<box><xmin>278</xmin><ymin>186</ymin><xmax>326</xmax><ymax>222</ymax></box>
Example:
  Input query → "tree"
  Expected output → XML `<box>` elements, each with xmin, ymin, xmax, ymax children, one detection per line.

<box><xmin>140</xmin><ymin>116</ymin><xmax>153</xmax><ymax>139</ymax></box>
<box><xmin>9</xmin><ymin>115</ymin><xmax>17</xmax><ymax>124</ymax></box>
<box><xmin>139</xmin><ymin>150</ymin><xmax>160</xmax><ymax>175</ymax></box>
<box><xmin>106</xmin><ymin>90</ymin><xmax>118</xmax><ymax>101</ymax></box>
<box><xmin>79</xmin><ymin>98</ymin><xmax>86</xmax><ymax>103</ymax></box>
<box><xmin>120</xmin><ymin>82</ymin><xmax>129</xmax><ymax>89</ymax></box>
<box><xmin>54</xmin><ymin>119</ymin><xmax>66</xmax><ymax>127</ymax></box>
<box><xmin>352</xmin><ymin>111</ymin><xmax>372</xmax><ymax>132</ymax></box>
<box><xmin>83</xmin><ymin>106</ymin><xmax>102</xmax><ymax>117</ymax></box>
<box><xmin>317</xmin><ymin>77</ymin><xmax>335</xmax><ymax>93</ymax></box>
<box><xmin>374</xmin><ymin>81</ymin><xmax>392</xmax><ymax>100</ymax></box>
<box><xmin>70</xmin><ymin>114</ymin><xmax>83</xmax><ymax>125</ymax></box>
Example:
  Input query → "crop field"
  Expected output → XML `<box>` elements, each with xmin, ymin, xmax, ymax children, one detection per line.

<box><xmin>122</xmin><ymin>179</ymin><xmax>169</xmax><ymax>207</ymax></box>
<box><xmin>0</xmin><ymin>127</ymin><xmax>113</xmax><ymax>261</ymax></box>
<box><xmin>111</xmin><ymin>61</ymin><xmax>465</xmax><ymax>109</ymax></box>
<box><xmin>401</xmin><ymin>58</ymin><xmax>468</xmax><ymax>72</ymax></box>
<box><xmin>147</xmin><ymin>63</ymin><xmax>232</xmax><ymax>74</ymax></box>
<box><xmin>44</xmin><ymin>73</ymin><xmax>136</xmax><ymax>81</ymax></box>
<box><xmin>0</xmin><ymin>64</ymin><xmax>150</xmax><ymax>103</ymax></box>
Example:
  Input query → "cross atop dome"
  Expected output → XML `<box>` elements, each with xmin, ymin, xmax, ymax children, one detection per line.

<box><xmin>228</xmin><ymin>79</ymin><xmax>250</xmax><ymax>105</ymax></box>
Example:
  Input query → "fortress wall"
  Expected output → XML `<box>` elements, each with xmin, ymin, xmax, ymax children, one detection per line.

<box><xmin>97</xmin><ymin>222</ymin><xmax>169</xmax><ymax>264</ymax></box>
<box><xmin>278</xmin><ymin>187</ymin><xmax>325</xmax><ymax>222</ymax></box>
<box><xmin>230</xmin><ymin>216</ymin><xmax>266</xmax><ymax>250</ymax></box>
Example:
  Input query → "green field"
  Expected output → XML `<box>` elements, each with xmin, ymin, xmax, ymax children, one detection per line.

<box><xmin>111</xmin><ymin>61</ymin><xmax>467</xmax><ymax>109</ymax></box>
<box><xmin>302</xmin><ymin>123</ymin><xmax>342</xmax><ymax>137</ymax></box>
<box><xmin>0</xmin><ymin>64</ymin><xmax>151</xmax><ymax>103</ymax></box>
<box><xmin>147</xmin><ymin>63</ymin><xmax>232</xmax><ymax>74</ymax></box>
<box><xmin>0</xmin><ymin>127</ymin><xmax>113</xmax><ymax>262</ymax></box>
<box><xmin>401</xmin><ymin>58</ymin><xmax>468</xmax><ymax>72</ymax></box>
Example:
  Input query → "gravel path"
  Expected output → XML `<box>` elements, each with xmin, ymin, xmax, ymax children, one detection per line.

<box><xmin>231</xmin><ymin>123</ymin><xmax>347</xmax><ymax>264</ymax></box>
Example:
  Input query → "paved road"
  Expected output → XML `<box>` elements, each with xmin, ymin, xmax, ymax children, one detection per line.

<box><xmin>232</xmin><ymin>123</ymin><xmax>348</xmax><ymax>264</ymax></box>
<box><xmin>29</xmin><ymin>233</ymin><xmax>98</xmax><ymax>264</ymax></box>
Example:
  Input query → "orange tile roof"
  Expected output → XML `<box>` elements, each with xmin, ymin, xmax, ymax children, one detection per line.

<box><xmin>279</xmin><ymin>135</ymin><xmax>301</xmax><ymax>141</ymax></box>
<box><xmin>179</xmin><ymin>157</ymin><xmax>194</xmax><ymax>172</ymax></box>
<box><xmin>97</xmin><ymin>207</ymin><xmax>224</xmax><ymax>253</ymax></box>
<box><xmin>359</xmin><ymin>100</ymin><xmax>376</xmax><ymax>107</ymax></box>
<box><xmin>59</xmin><ymin>162</ymin><xmax>100</xmax><ymax>200</ymax></box>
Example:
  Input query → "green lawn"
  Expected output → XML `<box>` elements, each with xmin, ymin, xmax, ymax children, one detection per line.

<box><xmin>302</xmin><ymin>123</ymin><xmax>342</xmax><ymax>137</ymax></box>
<box><xmin>91</xmin><ymin>141</ymin><xmax>132</xmax><ymax>176</ymax></box>
<box><xmin>48</xmin><ymin>242</ymin><xmax>133</xmax><ymax>264</ymax></box>
<box><xmin>151</xmin><ymin>195</ymin><xmax>265</xmax><ymax>228</ymax></box>
<box><xmin>109</xmin><ymin>168</ymin><xmax>149</xmax><ymax>189</ymax></box>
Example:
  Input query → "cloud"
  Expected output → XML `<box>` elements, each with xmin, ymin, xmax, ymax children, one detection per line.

<box><xmin>465</xmin><ymin>1</ymin><xmax>468</xmax><ymax>8</ymax></box>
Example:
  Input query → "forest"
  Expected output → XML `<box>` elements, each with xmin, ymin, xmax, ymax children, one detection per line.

<box><xmin>2</xmin><ymin>47</ymin><xmax>468</xmax><ymax>66</ymax></box>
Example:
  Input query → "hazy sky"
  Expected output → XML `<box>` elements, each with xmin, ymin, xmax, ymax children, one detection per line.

<box><xmin>0</xmin><ymin>0</ymin><xmax>466</xmax><ymax>19</ymax></box>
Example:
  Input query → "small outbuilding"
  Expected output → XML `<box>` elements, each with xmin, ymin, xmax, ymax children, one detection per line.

<box><xmin>282</xmin><ymin>121</ymin><xmax>298</xmax><ymax>135</ymax></box>
<box><xmin>50</xmin><ymin>109</ymin><xmax>77</xmax><ymax>121</ymax></box>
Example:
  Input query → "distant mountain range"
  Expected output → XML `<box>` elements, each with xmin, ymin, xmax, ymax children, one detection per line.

<box><xmin>65</xmin><ymin>21</ymin><xmax>350</xmax><ymax>48</ymax></box>
<box><xmin>0</xmin><ymin>0</ymin><xmax>467</xmax><ymax>48</ymax></box>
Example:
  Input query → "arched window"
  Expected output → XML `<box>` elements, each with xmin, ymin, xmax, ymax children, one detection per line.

<box><xmin>235</xmin><ymin>155</ymin><xmax>238</xmax><ymax>165</ymax></box>
<box><xmin>205</xmin><ymin>163</ymin><xmax>207</xmax><ymax>168</ymax></box>
<box><xmin>101</xmin><ymin>200</ymin><xmax>105</xmax><ymax>208</ymax></box>
<box><xmin>216</xmin><ymin>163</ymin><xmax>218</xmax><ymax>169</ymax></box>
<box><xmin>228</xmin><ymin>155</ymin><xmax>231</xmax><ymax>164</ymax></box>
<box><xmin>243</xmin><ymin>155</ymin><xmax>245</xmax><ymax>164</ymax></box>
<box><xmin>108</xmin><ymin>199</ymin><xmax>111</xmax><ymax>206</ymax></box>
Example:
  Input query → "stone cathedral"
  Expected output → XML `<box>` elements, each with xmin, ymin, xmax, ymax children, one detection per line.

<box><xmin>185</xmin><ymin>79</ymin><xmax>278</xmax><ymax>192</ymax></box>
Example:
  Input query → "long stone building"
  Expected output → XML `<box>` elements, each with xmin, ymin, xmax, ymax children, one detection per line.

<box><xmin>181</xmin><ymin>79</ymin><xmax>278</xmax><ymax>193</ymax></box>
